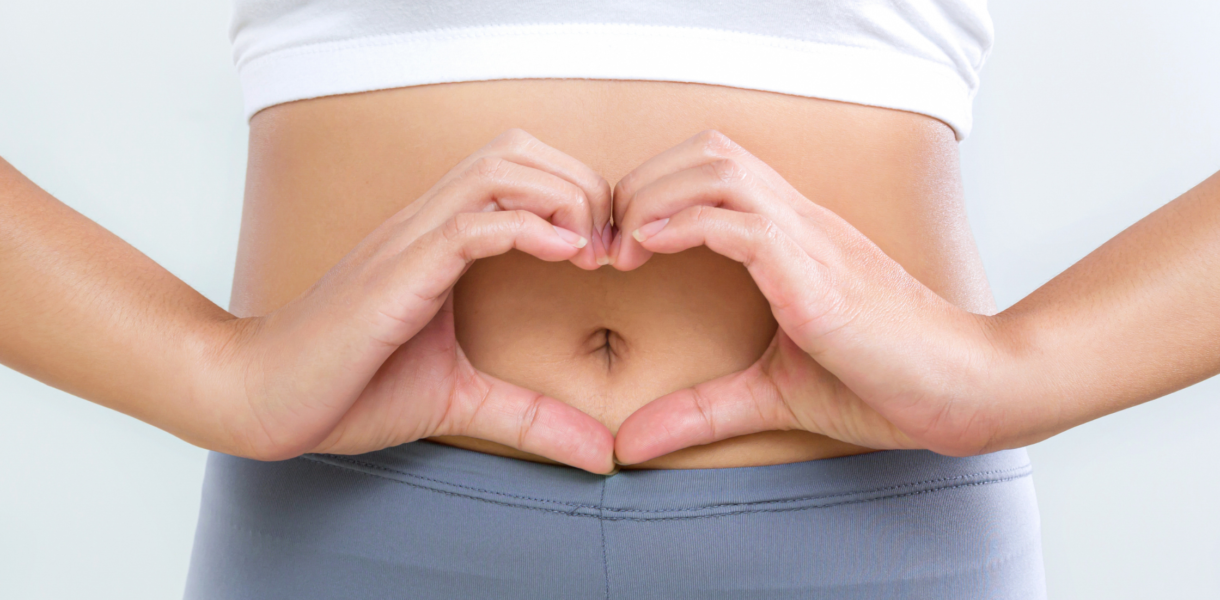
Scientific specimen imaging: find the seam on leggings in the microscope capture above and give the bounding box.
[304,453,1030,513]
[599,479,611,600]
[307,453,603,508]
[300,458,1031,522]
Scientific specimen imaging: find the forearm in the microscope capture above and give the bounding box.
[0,130,619,472]
[0,157,243,449]
[990,169,1220,445]
[607,130,1220,462]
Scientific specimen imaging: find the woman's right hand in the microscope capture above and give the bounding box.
[206,129,617,474]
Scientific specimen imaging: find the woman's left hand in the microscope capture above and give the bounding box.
[608,130,1030,465]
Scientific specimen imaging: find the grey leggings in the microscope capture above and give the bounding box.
[184,440,1046,599]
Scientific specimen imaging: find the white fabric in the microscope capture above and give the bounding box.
[230,1,994,140]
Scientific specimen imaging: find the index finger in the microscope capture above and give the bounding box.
[612,130,779,228]
[467,129,614,264]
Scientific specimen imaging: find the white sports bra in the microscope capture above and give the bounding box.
[230,1,994,140]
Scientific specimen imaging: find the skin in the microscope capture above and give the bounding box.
[233,79,989,469]
[611,131,1220,464]
[5,78,1211,475]
[0,132,618,474]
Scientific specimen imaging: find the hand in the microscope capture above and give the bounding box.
[209,129,617,474]
[609,130,1015,465]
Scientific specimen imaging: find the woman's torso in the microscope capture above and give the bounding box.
[229,77,996,469]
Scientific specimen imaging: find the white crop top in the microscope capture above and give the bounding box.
[230,1,994,140]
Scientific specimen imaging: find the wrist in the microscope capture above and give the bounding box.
[184,314,279,459]
[971,308,1059,451]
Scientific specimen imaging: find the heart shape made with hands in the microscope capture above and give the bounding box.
[329,125,994,480]
[463,127,975,474]
[238,125,984,481]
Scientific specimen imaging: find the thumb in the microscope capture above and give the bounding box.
[441,370,617,474]
[613,364,799,465]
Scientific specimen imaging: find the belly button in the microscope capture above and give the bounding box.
[584,327,627,371]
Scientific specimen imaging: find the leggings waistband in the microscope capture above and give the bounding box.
[302,440,1032,521]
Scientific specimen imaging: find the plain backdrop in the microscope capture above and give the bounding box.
[1,1,1218,598]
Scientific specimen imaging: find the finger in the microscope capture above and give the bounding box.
[611,157,798,271]
[484,128,613,239]
[420,129,613,266]
[372,210,588,347]
[611,129,797,229]
[631,205,854,355]
[612,130,773,225]
[487,129,614,266]
[613,363,798,465]
[442,371,617,474]
[411,156,604,269]
[614,331,917,464]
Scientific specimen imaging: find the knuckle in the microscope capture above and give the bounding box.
[505,208,531,230]
[587,175,613,210]
[562,183,589,210]
[517,394,546,450]
[696,129,742,157]
[707,158,748,184]
[690,204,714,224]
[495,127,538,152]
[470,155,510,180]
[753,215,783,241]
[594,174,613,197]
[440,212,477,243]
[690,388,718,438]
[613,172,636,202]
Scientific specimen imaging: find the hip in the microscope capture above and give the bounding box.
[186,440,1045,599]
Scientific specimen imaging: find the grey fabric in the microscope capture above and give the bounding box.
[185,440,1046,599]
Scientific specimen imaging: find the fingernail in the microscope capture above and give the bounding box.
[601,222,614,250]
[632,218,670,242]
[597,223,614,265]
[592,225,609,265]
[553,225,588,248]
[608,229,622,265]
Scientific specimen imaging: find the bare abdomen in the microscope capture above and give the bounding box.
[230,78,995,469]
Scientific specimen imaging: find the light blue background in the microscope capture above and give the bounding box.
[1,1,1218,597]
